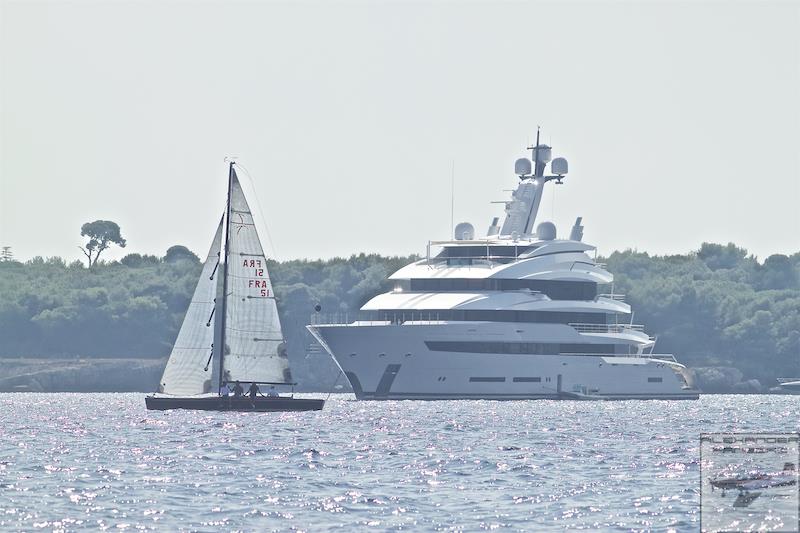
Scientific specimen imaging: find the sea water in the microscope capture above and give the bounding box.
[0,394,797,531]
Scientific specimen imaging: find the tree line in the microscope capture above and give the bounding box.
[0,242,797,391]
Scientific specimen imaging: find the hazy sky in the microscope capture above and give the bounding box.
[1,1,798,264]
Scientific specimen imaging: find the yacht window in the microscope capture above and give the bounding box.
[469,377,506,382]
[382,309,608,325]
[559,344,616,354]
[408,278,597,300]
[648,377,663,383]
[438,246,536,259]
[425,341,620,355]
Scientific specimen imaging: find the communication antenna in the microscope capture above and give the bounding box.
[450,160,455,240]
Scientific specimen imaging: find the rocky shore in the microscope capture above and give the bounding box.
[0,358,166,392]
[0,359,790,395]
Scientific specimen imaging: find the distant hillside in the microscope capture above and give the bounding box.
[0,243,797,392]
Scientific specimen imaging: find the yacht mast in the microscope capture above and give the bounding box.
[522,128,544,234]
[217,161,235,392]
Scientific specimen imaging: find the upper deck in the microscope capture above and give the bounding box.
[389,238,612,285]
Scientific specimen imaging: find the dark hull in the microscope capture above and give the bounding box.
[145,395,324,412]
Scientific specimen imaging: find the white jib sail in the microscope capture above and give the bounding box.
[222,170,292,384]
[158,217,224,395]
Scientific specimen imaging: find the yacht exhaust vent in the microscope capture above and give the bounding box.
[537,221,556,240]
[454,222,475,240]
[486,217,500,236]
[569,217,584,242]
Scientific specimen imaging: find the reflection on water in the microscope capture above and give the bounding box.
[0,394,797,531]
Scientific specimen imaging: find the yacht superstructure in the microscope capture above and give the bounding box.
[308,133,699,400]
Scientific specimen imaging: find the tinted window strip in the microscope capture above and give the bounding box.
[408,278,597,300]
[425,341,618,355]
[469,377,506,382]
[512,377,541,382]
[383,309,608,325]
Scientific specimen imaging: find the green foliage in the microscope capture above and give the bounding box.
[79,220,127,267]
[605,244,800,385]
[164,245,200,264]
[0,244,797,390]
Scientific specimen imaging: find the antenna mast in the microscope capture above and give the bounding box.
[450,160,455,239]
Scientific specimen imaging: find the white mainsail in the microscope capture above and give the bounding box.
[221,169,292,384]
[158,216,224,395]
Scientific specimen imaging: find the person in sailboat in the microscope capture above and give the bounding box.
[219,370,232,396]
[267,385,279,398]
[232,381,244,397]
[248,382,260,400]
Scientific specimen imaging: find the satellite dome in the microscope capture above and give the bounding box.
[536,221,557,240]
[454,222,475,240]
[551,157,568,176]
[514,158,532,176]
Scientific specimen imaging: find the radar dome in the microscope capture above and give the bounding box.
[536,221,557,240]
[533,144,552,164]
[551,157,568,176]
[514,157,532,176]
[454,222,475,240]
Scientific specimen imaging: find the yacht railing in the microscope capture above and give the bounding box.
[309,311,447,326]
[560,353,676,361]
[598,293,626,302]
[568,323,646,334]
[647,354,678,363]
[310,314,650,334]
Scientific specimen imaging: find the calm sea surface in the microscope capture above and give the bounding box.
[0,394,797,531]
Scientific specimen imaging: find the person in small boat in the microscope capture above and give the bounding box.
[267,385,279,398]
[248,382,260,400]
[232,381,244,397]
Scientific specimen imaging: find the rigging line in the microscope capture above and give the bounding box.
[233,162,280,262]
[325,367,343,402]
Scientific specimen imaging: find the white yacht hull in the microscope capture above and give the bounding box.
[308,322,699,400]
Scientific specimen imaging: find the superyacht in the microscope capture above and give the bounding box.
[308,132,699,400]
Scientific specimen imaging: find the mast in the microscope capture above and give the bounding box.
[218,161,235,392]
[532,127,541,177]
[499,128,567,237]
[522,127,543,234]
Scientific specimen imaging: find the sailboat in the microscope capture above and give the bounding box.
[145,162,324,412]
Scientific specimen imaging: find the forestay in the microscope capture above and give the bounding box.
[221,170,292,384]
[159,216,224,395]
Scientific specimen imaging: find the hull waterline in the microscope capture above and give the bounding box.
[145,396,324,412]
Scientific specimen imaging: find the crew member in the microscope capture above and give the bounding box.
[248,382,259,400]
